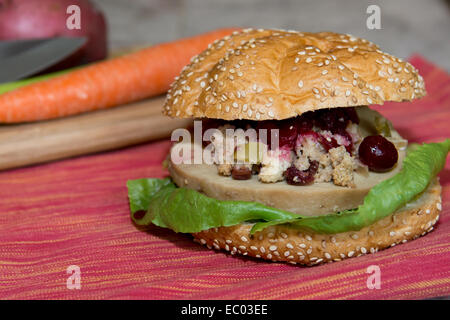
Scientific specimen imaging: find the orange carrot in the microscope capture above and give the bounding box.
[0,28,240,123]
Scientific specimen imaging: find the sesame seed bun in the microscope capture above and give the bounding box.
[193,179,442,266]
[164,28,426,121]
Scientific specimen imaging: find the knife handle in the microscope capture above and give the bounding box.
[0,96,190,170]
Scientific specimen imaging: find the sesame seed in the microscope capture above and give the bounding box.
[351,234,359,240]
[348,251,355,257]
[284,251,290,257]
[200,239,206,244]
[306,57,312,63]
[286,243,294,249]
[260,247,266,253]
[241,236,248,242]
[324,252,332,259]
[298,80,304,88]
[306,235,312,241]
[266,254,272,259]
[322,70,328,75]
[361,247,367,254]
[345,90,351,97]
[269,245,277,251]
[390,231,396,237]
[437,203,442,211]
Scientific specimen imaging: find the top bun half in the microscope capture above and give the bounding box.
[163,28,426,121]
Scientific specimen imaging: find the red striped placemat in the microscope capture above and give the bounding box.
[0,55,449,300]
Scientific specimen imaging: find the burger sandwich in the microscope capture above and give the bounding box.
[127,29,450,266]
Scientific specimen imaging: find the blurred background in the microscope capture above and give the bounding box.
[95,0,450,70]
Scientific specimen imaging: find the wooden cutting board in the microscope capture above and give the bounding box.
[0,96,192,170]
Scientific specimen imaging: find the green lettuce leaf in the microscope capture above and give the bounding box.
[128,139,450,234]
[130,180,300,232]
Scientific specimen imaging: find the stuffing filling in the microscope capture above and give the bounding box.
[199,107,398,188]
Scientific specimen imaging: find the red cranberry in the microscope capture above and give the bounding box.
[335,128,353,153]
[201,119,224,147]
[314,109,338,131]
[257,119,298,149]
[299,131,338,152]
[230,119,253,129]
[298,130,320,141]
[279,118,298,149]
[314,107,359,133]
[358,135,398,172]
[345,107,359,124]
[285,161,319,185]
[296,113,314,133]
[201,119,223,135]
[318,134,339,151]
[231,165,252,180]
[257,120,279,149]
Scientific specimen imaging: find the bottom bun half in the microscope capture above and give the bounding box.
[193,179,442,266]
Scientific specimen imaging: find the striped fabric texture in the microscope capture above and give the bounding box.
[0,56,449,300]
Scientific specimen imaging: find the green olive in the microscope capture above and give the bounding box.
[234,142,267,164]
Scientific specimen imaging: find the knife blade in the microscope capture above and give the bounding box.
[0,37,86,83]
